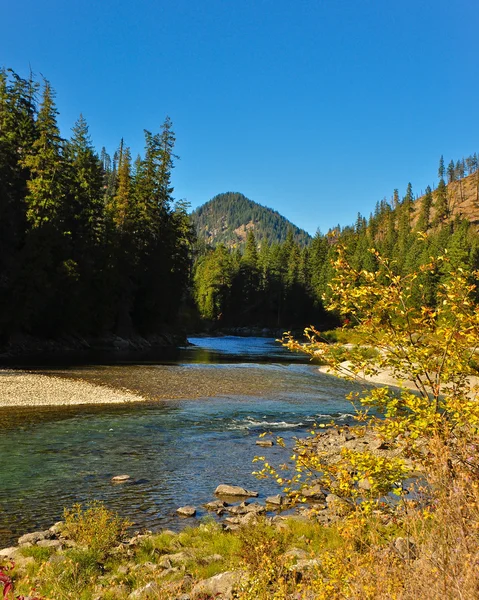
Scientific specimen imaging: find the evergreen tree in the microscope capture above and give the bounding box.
[438,155,445,180]
[416,185,433,231]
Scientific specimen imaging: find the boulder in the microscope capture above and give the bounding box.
[176,506,197,517]
[18,531,48,546]
[190,570,246,599]
[214,484,258,497]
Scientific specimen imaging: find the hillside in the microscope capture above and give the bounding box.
[418,169,479,228]
[190,192,312,248]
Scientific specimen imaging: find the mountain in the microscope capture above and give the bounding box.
[190,192,312,248]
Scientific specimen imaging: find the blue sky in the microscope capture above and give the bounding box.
[2,0,478,235]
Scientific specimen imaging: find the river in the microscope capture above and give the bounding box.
[0,336,359,548]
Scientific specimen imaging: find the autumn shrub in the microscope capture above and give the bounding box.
[250,244,479,597]
[62,501,130,557]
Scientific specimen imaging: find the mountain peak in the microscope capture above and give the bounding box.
[191,192,311,248]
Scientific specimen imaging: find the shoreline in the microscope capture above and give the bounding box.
[0,370,145,408]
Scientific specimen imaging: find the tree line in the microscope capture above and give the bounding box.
[0,68,194,343]
[192,156,479,330]
[2,66,478,341]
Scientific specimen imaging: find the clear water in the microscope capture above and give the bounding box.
[0,337,358,547]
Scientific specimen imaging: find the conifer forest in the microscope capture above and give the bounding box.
[2,67,479,342]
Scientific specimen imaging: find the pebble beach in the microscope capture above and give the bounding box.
[0,369,144,407]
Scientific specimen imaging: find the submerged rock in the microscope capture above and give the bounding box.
[214,484,258,497]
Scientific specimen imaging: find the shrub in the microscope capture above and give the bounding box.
[63,501,131,557]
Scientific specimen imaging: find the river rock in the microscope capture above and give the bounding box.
[266,494,285,507]
[302,484,326,501]
[204,499,229,511]
[111,474,131,483]
[176,505,196,517]
[18,531,48,546]
[214,484,258,497]
[190,569,246,599]
[37,539,63,550]
[256,440,274,447]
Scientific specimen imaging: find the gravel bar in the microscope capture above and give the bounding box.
[0,370,145,407]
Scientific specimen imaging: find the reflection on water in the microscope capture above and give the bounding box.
[0,337,359,547]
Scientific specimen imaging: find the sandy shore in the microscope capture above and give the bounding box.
[318,361,479,396]
[318,361,417,390]
[0,370,145,408]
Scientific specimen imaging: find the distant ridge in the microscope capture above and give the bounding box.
[190,192,312,248]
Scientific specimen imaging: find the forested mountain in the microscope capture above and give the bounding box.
[0,68,194,345]
[191,192,312,249]
[191,155,479,331]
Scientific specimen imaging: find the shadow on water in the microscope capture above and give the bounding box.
[0,337,361,547]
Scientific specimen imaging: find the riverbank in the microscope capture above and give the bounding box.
[318,360,479,397]
[2,421,476,599]
[0,370,145,407]
[0,331,187,363]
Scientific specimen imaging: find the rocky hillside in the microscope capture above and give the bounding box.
[425,170,479,227]
[190,192,312,248]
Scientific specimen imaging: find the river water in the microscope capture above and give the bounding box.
[0,336,358,548]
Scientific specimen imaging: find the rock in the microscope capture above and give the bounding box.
[266,494,285,507]
[0,547,18,559]
[112,474,131,483]
[243,502,266,514]
[18,531,47,546]
[176,505,196,517]
[256,440,274,447]
[161,551,190,566]
[204,499,228,511]
[302,484,326,501]
[202,554,224,564]
[281,547,309,561]
[190,570,246,599]
[358,478,371,490]
[128,581,161,598]
[37,539,63,550]
[158,556,173,569]
[49,521,64,535]
[393,537,417,560]
[228,501,251,515]
[128,533,150,546]
[214,484,258,497]
[325,494,351,516]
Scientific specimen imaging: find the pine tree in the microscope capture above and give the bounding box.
[416,185,433,231]
[447,160,456,184]
[438,155,445,180]
[433,179,448,224]
[21,79,64,228]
